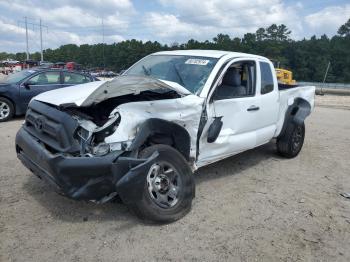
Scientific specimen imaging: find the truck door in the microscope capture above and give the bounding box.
[197,59,262,166]
[254,61,279,146]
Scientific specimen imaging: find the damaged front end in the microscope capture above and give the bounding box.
[16,75,203,204]
[15,100,160,203]
[74,111,122,157]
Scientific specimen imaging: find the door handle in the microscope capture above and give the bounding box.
[247,105,260,111]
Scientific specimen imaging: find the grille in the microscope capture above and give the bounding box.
[24,100,81,153]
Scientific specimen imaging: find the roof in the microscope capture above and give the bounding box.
[153,49,267,60]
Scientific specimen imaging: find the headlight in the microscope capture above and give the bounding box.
[93,143,110,156]
[109,141,131,151]
[93,141,129,156]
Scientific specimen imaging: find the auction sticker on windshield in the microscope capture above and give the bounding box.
[185,59,210,65]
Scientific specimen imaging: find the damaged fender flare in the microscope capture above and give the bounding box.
[279,98,311,137]
[116,152,159,204]
[128,118,191,160]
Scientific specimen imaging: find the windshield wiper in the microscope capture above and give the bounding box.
[142,65,151,76]
[172,63,185,87]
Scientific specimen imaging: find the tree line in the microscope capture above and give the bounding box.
[1,18,350,83]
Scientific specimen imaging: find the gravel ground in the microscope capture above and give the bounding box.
[1,95,350,262]
[315,94,350,110]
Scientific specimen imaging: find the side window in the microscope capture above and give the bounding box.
[28,72,60,85]
[260,62,274,94]
[63,72,90,84]
[213,61,256,100]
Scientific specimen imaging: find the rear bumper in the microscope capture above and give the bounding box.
[16,127,157,203]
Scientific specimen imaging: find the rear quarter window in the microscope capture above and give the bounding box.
[260,62,274,94]
[63,72,91,84]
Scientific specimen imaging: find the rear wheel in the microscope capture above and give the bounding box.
[129,144,195,223]
[277,122,305,158]
[0,97,14,122]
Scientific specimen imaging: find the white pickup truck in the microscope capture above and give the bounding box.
[16,50,315,222]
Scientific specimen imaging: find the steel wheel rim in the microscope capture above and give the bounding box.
[291,126,303,152]
[0,101,10,120]
[146,161,182,209]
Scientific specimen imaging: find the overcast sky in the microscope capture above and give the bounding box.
[0,0,349,53]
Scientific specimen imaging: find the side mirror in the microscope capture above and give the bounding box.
[207,117,223,143]
[23,82,30,89]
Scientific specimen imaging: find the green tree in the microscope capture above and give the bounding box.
[2,23,349,83]
[338,18,350,37]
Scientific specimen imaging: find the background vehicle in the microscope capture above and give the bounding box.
[16,50,315,222]
[276,68,296,85]
[66,62,82,71]
[0,68,97,122]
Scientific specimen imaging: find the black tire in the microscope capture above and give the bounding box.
[0,97,15,122]
[277,122,305,158]
[129,144,195,223]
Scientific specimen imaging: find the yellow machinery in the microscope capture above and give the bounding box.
[275,68,296,85]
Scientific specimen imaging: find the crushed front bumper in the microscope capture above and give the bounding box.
[15,127,158,203]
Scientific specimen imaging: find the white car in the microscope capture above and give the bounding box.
[16,50,315,222]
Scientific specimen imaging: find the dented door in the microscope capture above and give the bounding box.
[197,96,261,166]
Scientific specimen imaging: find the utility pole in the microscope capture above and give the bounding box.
[323,61,330,83]
[18,18,48,63]
[25,17,29,60]
[102,18,105,70]
[40,19,43,62]
[320,61,331,96]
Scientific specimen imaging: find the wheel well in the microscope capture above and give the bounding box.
[279,98,311,137]
[0,96,16,114]
[291,98,311,125]
[128,118,191,161]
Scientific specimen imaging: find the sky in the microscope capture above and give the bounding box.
[0,0,349,53]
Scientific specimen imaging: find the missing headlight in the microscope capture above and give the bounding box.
[93,113,120,143]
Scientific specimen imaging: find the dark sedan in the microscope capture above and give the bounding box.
[0,69,97,122]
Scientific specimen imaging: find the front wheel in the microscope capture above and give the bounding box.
[277,122,305,158]
[129,144,195,223]
[0,97,14,122]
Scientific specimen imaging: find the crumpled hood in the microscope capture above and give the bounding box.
[34,75,191,107]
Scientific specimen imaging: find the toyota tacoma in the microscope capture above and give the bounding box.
[16,50,315,222]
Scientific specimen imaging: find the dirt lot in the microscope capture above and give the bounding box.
[1,95,350,262]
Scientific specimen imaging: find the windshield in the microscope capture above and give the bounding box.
[2,70,34,84]
[125,55,218,93]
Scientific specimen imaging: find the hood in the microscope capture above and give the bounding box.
[34,75,191,107]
